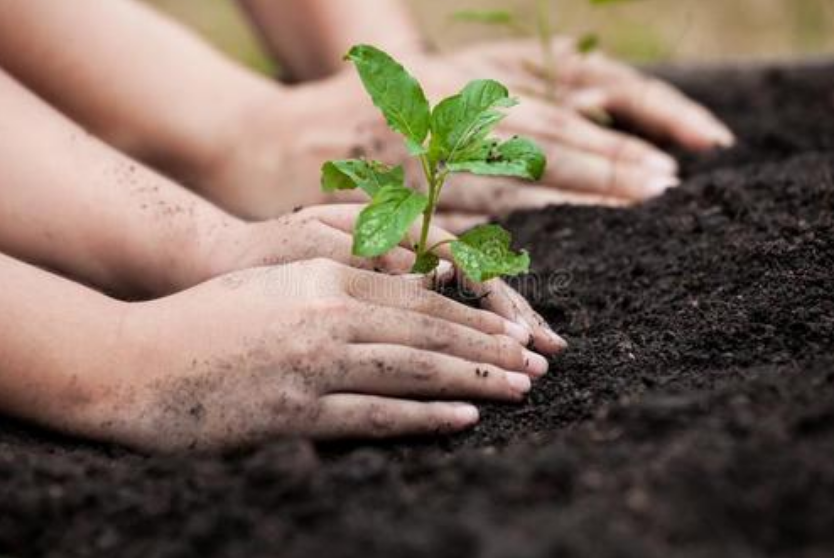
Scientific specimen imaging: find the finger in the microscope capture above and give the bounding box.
[301,206,418,273]
[348,303,544,374]
[329,344,537,398]
[346,271,533,345]
[540,143,680,200]
[505,99,679,175]
[433,212,489,234]
[303,203,366,231]
[502,45,735,151]
[465,278,568,355]
[602,77,736,151]
[311,395,479,439]
[310,204,460,271]
[388,225,569,355]
[312,225,416,274]
[438,173,631,214]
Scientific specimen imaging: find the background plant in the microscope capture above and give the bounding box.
[321,45,546,282]
[453,0,632,101]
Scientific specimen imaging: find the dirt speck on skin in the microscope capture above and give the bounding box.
[1,61,834,558]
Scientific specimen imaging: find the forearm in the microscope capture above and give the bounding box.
[0,252,126,434]
[0,0,280,187]
[238,0,426,81]
[0,69,242,297]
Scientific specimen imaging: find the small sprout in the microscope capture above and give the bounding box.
[589,0,640,5]
[452,0,634,103]
[576,33,600,55]
[321,45,546,283]
[452,10,516,26]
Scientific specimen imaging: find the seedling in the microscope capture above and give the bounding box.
[453,0,634,102]
[321,45,546,283]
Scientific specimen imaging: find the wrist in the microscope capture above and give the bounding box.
[66,298,174,449]
[163,65,290,207]
[192,83,299,218]
[19,295,135,440]
[162,209,251,293]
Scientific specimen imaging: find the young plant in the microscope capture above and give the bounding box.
[321,45,546,283]
[453,0,628,101]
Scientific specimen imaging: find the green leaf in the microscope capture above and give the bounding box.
[430,79,517,165]
[353,184,428,258]
[412,251,440,274]
[447,137,546,181]
[345,45,430,153]
[321,160,404,197]
[452,10,516,25]
[576,33,600,54]
[451,224,530,283]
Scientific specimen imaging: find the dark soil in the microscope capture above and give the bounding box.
[2,61,834,558]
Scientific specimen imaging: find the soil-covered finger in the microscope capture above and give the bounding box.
[325,345,533,400]
[468,278,568,355]
[347,304,532,372]
[346,274,518,338]
[311,394,480,439]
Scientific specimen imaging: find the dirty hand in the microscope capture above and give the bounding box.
[203,204,567,355]
[90,259,550,452]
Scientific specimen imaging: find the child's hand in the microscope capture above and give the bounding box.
[204,40,733,229]
[87,259,549,452]
[431,37,735,152]
[201,205,567,355]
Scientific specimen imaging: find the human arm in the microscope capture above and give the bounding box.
[0,65,564,352]
[0,0,284,212]
[0,255,545,452]
[0,67,237,297]
[0,0,730,225]
[238,0,424,81]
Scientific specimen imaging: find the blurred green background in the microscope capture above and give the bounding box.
[145,0,834,73]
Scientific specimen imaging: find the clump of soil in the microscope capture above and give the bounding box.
[1,61,833,558]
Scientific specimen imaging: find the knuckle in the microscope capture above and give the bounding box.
[475,309,503,333]
[494,335,523,364]
[308,296,355,318]
[366,404,396,437]
[426,405,454,430]
[406,353,440,383]
[412,289,441,312]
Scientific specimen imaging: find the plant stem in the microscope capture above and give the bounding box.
[417,154,437,257]
[536,0,557,101]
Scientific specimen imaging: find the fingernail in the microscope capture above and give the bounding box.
[714,127,736,148]
[505,320,533,345]
[643,152,679,174]
[523,349,550,377]
[453,404,480,425]
[545,327,569,351]
[506,372,532,394]
[645,175,681,197]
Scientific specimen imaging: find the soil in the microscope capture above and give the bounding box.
[2,60,834,558]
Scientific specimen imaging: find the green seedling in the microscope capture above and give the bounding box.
[321,45,546,283]
[453,0,635,103]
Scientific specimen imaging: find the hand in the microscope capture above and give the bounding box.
[199,204,568,354]
[85,259,551,452]
[399,37,735,222]
[206,39,733,232]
